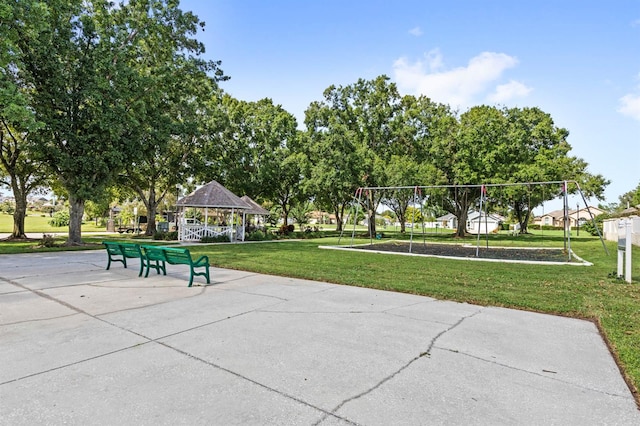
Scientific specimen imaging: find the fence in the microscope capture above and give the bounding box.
[603,216,640,246]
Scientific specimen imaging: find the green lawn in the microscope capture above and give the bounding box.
[0,228,638,402]
[0,212,107,233]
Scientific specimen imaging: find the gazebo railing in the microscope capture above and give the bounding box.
[180,224,233,241]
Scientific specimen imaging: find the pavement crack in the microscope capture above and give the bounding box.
[438,347,634,400]
[0,342,152,387]
[316,308,483,423]
[1,312,80,327]
[155,340,360,425]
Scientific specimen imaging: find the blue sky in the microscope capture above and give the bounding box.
[180,0,640,206]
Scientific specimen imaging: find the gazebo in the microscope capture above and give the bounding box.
[176,180,251,242]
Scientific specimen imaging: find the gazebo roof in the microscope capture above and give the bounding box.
[177,180,250,209]
[240,196,271,216]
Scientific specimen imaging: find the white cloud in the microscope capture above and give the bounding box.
[393,51,522,109]
[632,19,640,27]
[488,80,533,103]
[409,26,423,36]
[618,94,640,121]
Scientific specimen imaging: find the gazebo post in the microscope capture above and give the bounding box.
[205,207,209,237]
[231,207,235,242]
[242,212,246,241]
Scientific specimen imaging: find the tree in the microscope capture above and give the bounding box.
[0,123,49,238]
[8,0,214,244]
[305,76,403,233]
[382,155,425,233]
[304,104,362,231]
[204,97,303,226]
[116,22,224,236]
[618,182,640,209]
[0,0,50,238]
[290,200,312,231]
[422,106,506,236]
[498,107,608,233]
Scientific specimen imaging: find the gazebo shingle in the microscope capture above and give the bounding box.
[177,181,250,209]
[240,196,270,216]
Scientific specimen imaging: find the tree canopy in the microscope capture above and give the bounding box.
[0,0,611,246]
[3,0,223,244]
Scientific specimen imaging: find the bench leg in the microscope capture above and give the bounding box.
[137,259,144,277]
[106,254,126,270]
[144,260,166,278]
[188,266,210,287]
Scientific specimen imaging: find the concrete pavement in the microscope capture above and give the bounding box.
[0,249,638,425]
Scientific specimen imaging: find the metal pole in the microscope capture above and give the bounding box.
[475,185,483,257]
[575,182,609,255]
[564,181,571,261]
[410,186,417,253]
[485,186,489,249]
[349,188,363,247]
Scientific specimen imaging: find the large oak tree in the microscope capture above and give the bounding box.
[7,0,215,244]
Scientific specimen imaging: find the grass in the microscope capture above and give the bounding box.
[0,212,105,233]
[0,226,638,402]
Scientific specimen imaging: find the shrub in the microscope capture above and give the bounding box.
[581,214,608,236]
[49,210,70,227]
[246,230,266,241]
[0,201,15,214]
[40,233,57,248]
[200,234,230,243]
[152,230,179,241]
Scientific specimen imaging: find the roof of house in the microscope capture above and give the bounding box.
[436,213,456,221]
[467,211,505,222]
[177,180,250,209]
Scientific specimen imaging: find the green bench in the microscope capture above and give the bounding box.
[102,241,146,276]
[141,245,210,287]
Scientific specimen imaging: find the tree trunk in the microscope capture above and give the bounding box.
[453,192,471,237]
[281,204,289,229]
[367,209,376,235]
[521,210,530,234]
[10,180,28,239]
[334,206,343,232]
[333,201,348,232]
[452,188,477,237]
[398,211,406,233]
[12,206,27,239]
[67,194,84,245]
[455,208,469,237]
[144,188,157,236]
[514,201,530,234]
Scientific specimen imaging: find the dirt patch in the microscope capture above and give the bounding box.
[352,241,576,263]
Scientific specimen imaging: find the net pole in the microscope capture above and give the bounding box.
[475,185,484,257]
[575,182,609,255]
[421,190,427,246]
[564,181,571,260]
[368,189,374,246]
[409,186,417,253]
[349,188,363,247]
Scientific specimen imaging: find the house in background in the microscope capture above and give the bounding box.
[466,211,505,234]
[533,206,605,228]
[309,210,336,225]
[436,213,457,229]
